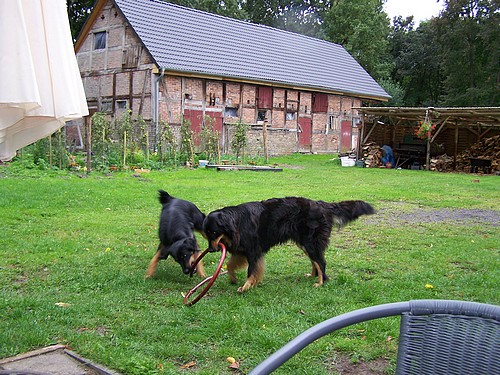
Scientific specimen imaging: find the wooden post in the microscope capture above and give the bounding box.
[49,134,52,166]
[145,128,149,161]
[263,120,268,163]
[357,116,365,160]
[123,130,127,167]
[189,134,195,167]
[58,130,62,169]
[426,138,431,171]
[86,116,92,174]
[453,123,459,170]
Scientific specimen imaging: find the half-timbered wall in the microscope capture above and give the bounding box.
[75,0,365,156]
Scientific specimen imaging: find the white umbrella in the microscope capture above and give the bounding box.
[0,0,88,161]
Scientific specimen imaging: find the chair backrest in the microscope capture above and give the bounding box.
[249,300,500,375]
[396,300,500,375]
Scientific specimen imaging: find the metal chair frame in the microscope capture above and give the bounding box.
[249,299,500,375]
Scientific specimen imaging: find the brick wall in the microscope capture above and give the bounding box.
[225,83,241,107]
[242,85,257,108]
[273,89,286,110]
[224,126,297,157]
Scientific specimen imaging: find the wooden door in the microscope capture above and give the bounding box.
[298,117,312,149]
[184,109,203,146]
[341,120,352,152]
[205,111,223,135]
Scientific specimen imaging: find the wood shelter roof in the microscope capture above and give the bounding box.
[355,107,500,128]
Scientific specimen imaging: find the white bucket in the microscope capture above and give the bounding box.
[340,157,355,167]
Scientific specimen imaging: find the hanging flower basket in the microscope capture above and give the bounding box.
[414,120,436,141]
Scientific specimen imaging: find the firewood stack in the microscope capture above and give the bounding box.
[429,154,453,172]
[360,142,383,168]
[430,134,500,173]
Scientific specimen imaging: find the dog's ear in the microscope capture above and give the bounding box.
[167,237,197,258]
[219,212,240,249]
[157,243,169,260]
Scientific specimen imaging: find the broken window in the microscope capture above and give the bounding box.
[257,110,267,123]
[122,46,141,69]
[100,99,112,113]
[329,115,339,131]
[224,107,238,117]
[352,117,361,128]
[94,31,106,50]
[116,100,128,109]
[286,112,295,121]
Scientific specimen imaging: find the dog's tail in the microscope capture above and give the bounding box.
[158,190,173,205]
[330,200,375,228]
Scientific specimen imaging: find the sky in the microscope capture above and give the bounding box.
[384,0,444,24]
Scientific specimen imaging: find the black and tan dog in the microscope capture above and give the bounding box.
[146,190,206,278]
[203,197,374,293]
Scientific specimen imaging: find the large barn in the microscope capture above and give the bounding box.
[73,0,390,157]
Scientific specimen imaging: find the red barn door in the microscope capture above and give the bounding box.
[341,120,352,152]
[184,109,203,146]
[298,117,312,150]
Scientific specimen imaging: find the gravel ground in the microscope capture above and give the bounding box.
[364,203,500,227]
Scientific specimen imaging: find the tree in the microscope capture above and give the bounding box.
[241,0,327,38]
[388,17,444,106]
[66,0,94,41]
[323,0,392,81]
[168,0,246,19]
[435,0,500,106]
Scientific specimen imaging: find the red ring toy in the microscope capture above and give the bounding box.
[183,243,227,306]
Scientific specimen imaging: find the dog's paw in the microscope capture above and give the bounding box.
[237,278,256,293]
[237,286,245,293]
[237,283,251,293]
[313,282,323,287]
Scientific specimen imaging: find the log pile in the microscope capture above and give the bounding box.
[429,154,453,172]
[430,134,500,173]
[360,142,383,168]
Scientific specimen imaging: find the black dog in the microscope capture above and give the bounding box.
[146,190,206,278]
[203,197,374,293]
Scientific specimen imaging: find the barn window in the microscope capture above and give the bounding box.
[329,115,339,131]
[94,31,106,50]
[352,117,361,128]
[122,46,141,69]
[116,100,128,109]
[257,110,267,123]
[100,99,112,113]
[224,107,238,117]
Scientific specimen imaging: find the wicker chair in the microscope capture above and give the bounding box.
[249,299,500,375]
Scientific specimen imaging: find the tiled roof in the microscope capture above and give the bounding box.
[114,0,390,101]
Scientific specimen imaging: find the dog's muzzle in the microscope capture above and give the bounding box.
[186,254,198,274]
[209,235,224,252]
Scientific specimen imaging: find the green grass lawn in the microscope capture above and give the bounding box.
[1,154,499,374]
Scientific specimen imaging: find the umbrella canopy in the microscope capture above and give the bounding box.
[0,0,88,161]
